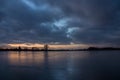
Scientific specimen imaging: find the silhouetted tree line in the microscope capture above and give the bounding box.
[87,47,120,50]
[0,46,120,51]
[0,45,49,51]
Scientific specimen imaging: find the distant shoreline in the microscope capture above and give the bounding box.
[0,47,120,51]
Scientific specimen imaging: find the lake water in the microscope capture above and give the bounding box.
[0,51,120,80]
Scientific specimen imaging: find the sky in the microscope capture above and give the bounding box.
[0,0,120,47]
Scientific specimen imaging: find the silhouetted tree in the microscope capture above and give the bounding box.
[18,46,21,51]
[44,44,48,51]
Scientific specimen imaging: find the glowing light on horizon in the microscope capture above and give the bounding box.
[8,43,43,47]
[7,43,89,49]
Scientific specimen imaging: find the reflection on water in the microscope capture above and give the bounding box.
[8,52,45,66]
[7,51,89,66]
[0,51,120,80]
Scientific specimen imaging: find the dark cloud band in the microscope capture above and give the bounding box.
[0,0,120,46]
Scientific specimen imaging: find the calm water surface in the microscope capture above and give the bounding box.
[0,51,120,80]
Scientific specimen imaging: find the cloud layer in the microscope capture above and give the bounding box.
[0,0,120,46]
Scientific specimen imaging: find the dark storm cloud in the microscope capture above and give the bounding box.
[47,0,120,45]
[0,0,120,46]
[0,0,70,44]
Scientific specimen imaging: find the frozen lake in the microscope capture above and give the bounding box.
[0,51,120,80]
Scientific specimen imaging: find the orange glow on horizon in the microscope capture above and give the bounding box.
[8,43,43,47]
[7,43,89,49]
